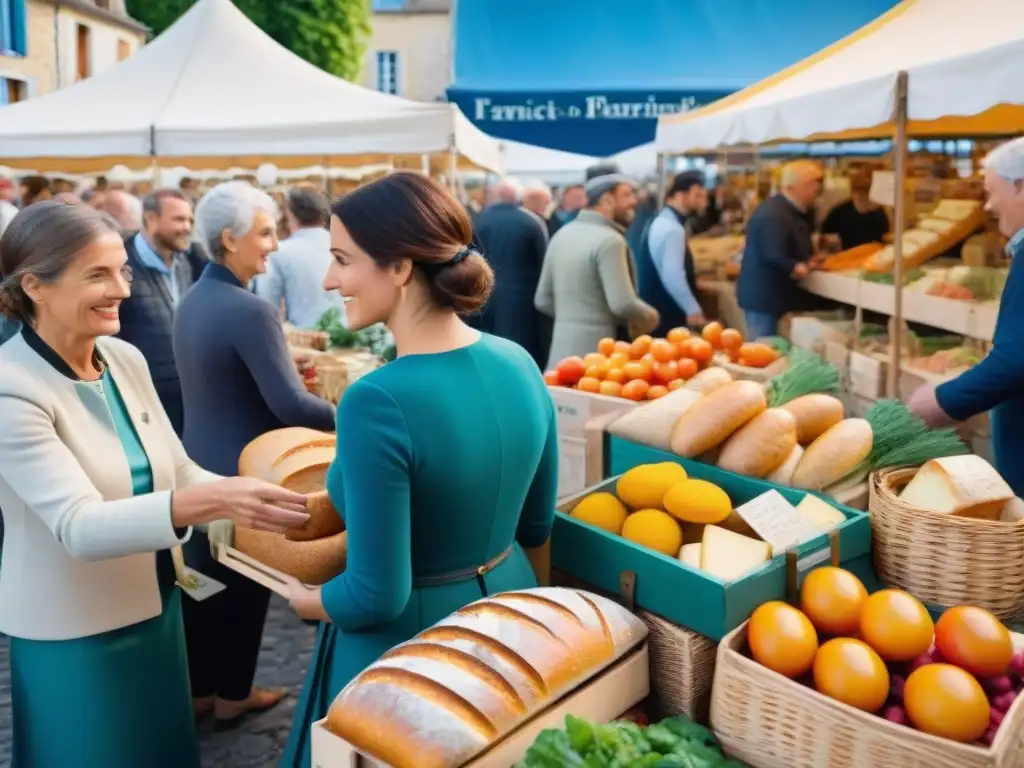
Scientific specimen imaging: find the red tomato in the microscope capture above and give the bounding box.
[650,339,678,363]
[653,360,679,384]
[555,356,586,386]
[701,321,724,348]
[576,376,601,394]
[620,379,650,401]
[543,370,561,386]
[676,357,699,380]
[935,606,1013,679]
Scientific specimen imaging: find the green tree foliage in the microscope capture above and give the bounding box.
[126,0,372,80]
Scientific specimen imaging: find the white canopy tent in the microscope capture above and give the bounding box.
[0,0,501,174]
[656,0,1024,152]
[498,141,597,185]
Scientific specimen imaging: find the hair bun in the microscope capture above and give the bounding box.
[0,281,21,320]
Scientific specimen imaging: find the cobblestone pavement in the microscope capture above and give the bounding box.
[0,595,318,768]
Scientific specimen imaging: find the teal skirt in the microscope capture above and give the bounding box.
[9,582,200,768]
[279,544,538,768]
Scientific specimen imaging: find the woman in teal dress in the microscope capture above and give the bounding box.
[282,173,559,767]
[0,201,310,768]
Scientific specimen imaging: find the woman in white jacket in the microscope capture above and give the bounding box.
[0,201,311,768]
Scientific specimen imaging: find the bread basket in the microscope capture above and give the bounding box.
[710,621,1024,768]
[869,468,1024,619]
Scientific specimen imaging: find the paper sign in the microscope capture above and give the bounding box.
[734,490,820,555]
[869,170,896,207]
[557,437,588,498]
[554,394,591,437]
[179,567,228,602]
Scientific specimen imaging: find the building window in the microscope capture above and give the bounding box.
[376,51,399,95]
[0,0,28,57]
[117,39,131,61]
[76,24,91,81]
[0,75,27,104]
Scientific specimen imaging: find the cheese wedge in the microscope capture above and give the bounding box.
[700,526,772,582]
[899,455,1014,520]
[678,543,701,569]
[796,494,846,533]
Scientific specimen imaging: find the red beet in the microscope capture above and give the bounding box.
[992,690,1018,713]
[982,727,998,747]
[929,647,945,663]
[882,705,908,726]
[983,676,1014,695]
[991,709,1006,729]
[908,653,934,673]
[1011,652,1024,679]
[890,675,906,701]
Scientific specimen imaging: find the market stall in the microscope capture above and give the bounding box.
[0,0,502,176]
[655,0,1024,396]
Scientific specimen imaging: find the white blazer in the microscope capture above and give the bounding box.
[0,332,219,641]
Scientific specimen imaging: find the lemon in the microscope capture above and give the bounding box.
[615,462,687,510]
[621,509,683,557]
[570,492,628,535]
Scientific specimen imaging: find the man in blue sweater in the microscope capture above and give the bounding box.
[909,137,1024,493]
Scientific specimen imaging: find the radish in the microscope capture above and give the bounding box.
[882,705,908,726]
[992,690,1018,713]
[928,647,945,663]
[983,676,1014,695]
[909,653,934,673]
[990,709,1005,729]
[890,675,906,701]
[981,727,998,747]
[1011,652,1024,678]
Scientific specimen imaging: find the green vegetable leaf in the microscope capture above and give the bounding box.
[658,716,716,747]
[516,728,585,768]
[566,714,596,754]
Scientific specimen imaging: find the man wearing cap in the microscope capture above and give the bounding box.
[535,174,659,369]
[636,172,709,336]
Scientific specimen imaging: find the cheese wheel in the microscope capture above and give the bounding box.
[326,588,647,768]
[716,408,797,478]
[233,527,347,584]
[670,380,767,458]
[791,418,873,491]
[782,394,845,445]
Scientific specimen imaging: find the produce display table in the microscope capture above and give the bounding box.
[801,271,998,341]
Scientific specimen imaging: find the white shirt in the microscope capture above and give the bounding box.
[255,228,347,329]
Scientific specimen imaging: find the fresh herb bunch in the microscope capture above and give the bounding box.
[861,268,925,286]
[865,398,968,470]
[765,349,840,407]
[314,307,369,349]
[516,714,747,768]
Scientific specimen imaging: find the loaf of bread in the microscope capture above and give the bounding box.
[235,428,346,575]
[325,587,648,768]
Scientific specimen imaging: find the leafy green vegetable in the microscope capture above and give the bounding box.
[759,335,791,355]
[865,398,969,470]
[314,307,369,349]
[861,268,925,286]
[765,349,840,407]
[516,715,747,768]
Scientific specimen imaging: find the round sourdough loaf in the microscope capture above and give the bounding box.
[325,587,648,768]
[231,527,347,584]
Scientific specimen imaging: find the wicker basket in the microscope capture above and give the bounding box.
[552,569,717,722]
[711,621,1024,768]
[284,327,329,351]
[869,468,1024,619]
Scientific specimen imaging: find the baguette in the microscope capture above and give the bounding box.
[325,587,647,768]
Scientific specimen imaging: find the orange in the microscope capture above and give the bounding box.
[647,385,669,400]
[622,361,647,381]
[599,380,623,398]
[676,358,698,380]
[687,338,714,365]
[614,340,632,357]
[630,335,653,359]
[934,606,1012,679]
[608,352,629,369]
[576,376,601,393]
[667,379,686,391]
[748,601,819,678]
[905,664,990,742]
[702,321,724,348]
[555,356,586,385]
[800,567,868,637]
[650,339,677,363]
[543,370,561,386]
[666,327,691,344]
[597,337,616,357]
[813,638,889,713]
[621,379,650,401]
[653,360,679,384]
[604,367,627,385]
[859,589,934,662]
[585,360,612,380]
[583,352,607,368]
[720,328,743,351]
[738,342,778,369]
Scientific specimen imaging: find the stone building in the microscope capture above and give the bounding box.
[361,0,450,103]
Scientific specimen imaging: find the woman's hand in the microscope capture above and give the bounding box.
[173,477,311,532]
[288,582,330,622]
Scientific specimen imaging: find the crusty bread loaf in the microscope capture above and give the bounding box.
[325,587,647,768]
[235,427,345,576]
[232,527,347,584]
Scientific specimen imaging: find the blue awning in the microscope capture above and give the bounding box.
[448,0,901,157]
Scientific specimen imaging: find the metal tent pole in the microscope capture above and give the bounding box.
[887,70,909,399]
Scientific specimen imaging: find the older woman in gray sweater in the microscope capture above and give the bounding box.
[173,181,336,728]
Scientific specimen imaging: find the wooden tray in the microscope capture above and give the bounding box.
[215,543,300,598]
[310,642,651,768]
